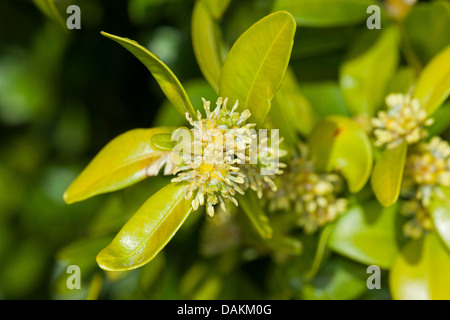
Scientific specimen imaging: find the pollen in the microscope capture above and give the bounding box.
[266,145,347,234]
[371,93,433,149]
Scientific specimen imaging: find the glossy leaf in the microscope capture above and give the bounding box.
[192,1,225,92]
[101,32,196,118]
[64,127,175,204]
[308,116,373,193]
[97,182,192,271]
[430,188,450,251]
[274,0,377,27]
[219,11,296,127]
[151,133,174,151]
[238,191,273,239]
[328,201,399,269]
[371,142,407,207]
[413,45,450,116]
[390,233,450,300]
[340,27,399,116]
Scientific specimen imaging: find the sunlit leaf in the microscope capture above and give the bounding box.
[274,0,377,27]
[309,116,373,193]
[390,233,450,300]
[192,1,225,92]
[429,188,450,251]
[328,201,399,269]
[238,191,273,239]
[151,132,174,151]
[219,11,296,126]
[64,127,175,204]
[101,32,196,118]
[413,45,450,116]
[371,142,407,207]
[340,27,399,116]
[96,182,192,271]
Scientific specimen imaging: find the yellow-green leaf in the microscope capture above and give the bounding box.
[219,11,296,127]
[328,201,399,269]
[151,132,174,151]
[340,27,399,116]
[413,45,450,115]
[200,0,231,20]
[390,233,450,300]
[308,116,373,193]
[96,182,192,271]
[64,127,175,204]
[271,68,316,143]
[274,0,377,27]
[430,188,450,251]
[238,191,273,239]
[371,142,407,207]
[101,32,196,118]
[192,0,225,92]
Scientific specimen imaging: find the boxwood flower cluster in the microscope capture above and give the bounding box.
[372,93,433,149]
[371,92,449,239]
[401,137,450,238]
[266,144,347,233]
[172,97,286,217]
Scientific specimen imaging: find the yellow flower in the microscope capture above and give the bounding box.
[372,93,433,149]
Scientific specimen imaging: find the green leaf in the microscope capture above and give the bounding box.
[308,116,373,193]
[429,188,450,251]
[219,11,296,127]
[192,1,225,92]
[274,0,377,27]
[371,142,407,207]
[151,132,174,151]
[413,45,450,116]
[301,82,350,118]
[340,27,399,116]
[328,201,399,269]
[390,233,450,300]
[32,0,66,28]
[403,1,450,65]
[271,68,316,142]
[238,191,273,239]
[385,67,416,95]
[64,127,175,204]
[101,32,196,118]
[427,102,450,137]
[96,182,192,271]
[200,0,231,20]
